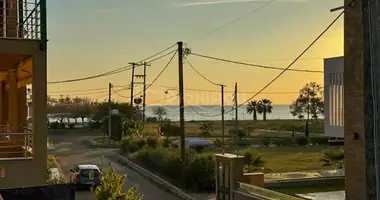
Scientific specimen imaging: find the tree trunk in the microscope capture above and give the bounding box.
[81,117,85,127]
[254,111,257,121]
[263,111,267,121]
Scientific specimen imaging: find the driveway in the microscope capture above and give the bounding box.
[48,131,180,200]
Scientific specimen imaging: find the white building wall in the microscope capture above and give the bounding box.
[324,56,344,138]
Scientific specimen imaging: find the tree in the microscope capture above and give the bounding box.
[290,82,324,121]
[246,100,259,121]
[257,99,273,121]
[92,101,137,121]
[321,147,344,169]
[153,107,167,127]
[91,166,142,200]
[199,121,213,138]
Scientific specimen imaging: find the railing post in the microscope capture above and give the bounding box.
[24,135,27,158]
[39,0,47,50]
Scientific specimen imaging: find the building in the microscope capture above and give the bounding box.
[323,56,344,141]
[0,0,47,188]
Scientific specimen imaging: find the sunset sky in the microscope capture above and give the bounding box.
[46,0,343,105]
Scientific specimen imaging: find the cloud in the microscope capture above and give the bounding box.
[176,0,306,7]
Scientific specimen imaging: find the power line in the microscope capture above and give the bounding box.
[190,52,324,73]
[185,58,220,86]
[47,85,128,94]
[187,3,353,117]
[47,44,177,84]
[149,94,179,105]
[190,0,277,43]
[133,51,178,98]
[112,87,130,99]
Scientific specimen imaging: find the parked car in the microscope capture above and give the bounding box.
[69,164,102,189]
[172,138,214,152]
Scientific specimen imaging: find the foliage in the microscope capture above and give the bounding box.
[295,136,309,146]
[91,167,142,200]
[68,123,75,129]
[290,82,324,121]
[310,137,329,145]
[122,119,143,137]
[161,139,171,147]
[89,121,102,129]
[246,100,259,121]
[119,137,141,154]
[46,156,66,185]
[145,117,158,122]
[153,107,167,126]
[257,99,273,121]
[199,121,213,138]
[243,149,265,172]
[131,148,215,190]
[273,137,294,146]
[93,101,138,121]
[321,147,344,169]
[260,138,271,147]
[229,128,249,140]
[214,138,223,147]
[146,137,160,149]
[160,122,181,138]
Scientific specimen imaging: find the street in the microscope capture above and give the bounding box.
[48,131,180,200]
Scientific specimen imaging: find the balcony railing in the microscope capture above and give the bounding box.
[0,125,33,160]
[0,0,45,40]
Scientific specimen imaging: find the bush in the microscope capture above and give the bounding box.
[310,137,329,145]
[146,137,159,149]
[243,149,265,172]
[187,153,215,190]
[295,136,309,146]
[260,138,271,147]
[89,121,101,129]
[161,123,181,138]
[119,138,141,154]
[161,139,171,147]
[135,138,147,149]
[214,139,223,147]
[49,122,59,130]
[230,139,251,147]
[321,147,344,169]
[273,137,294,146]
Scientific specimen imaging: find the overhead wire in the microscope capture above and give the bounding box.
[47,44,177,84]
[186,2,353,117]
[190,0,277,43]
[190,52,324,73]
[47,85,128,94]
[149,94,179,105]
[185,58,221,86]
[132,51,178,98]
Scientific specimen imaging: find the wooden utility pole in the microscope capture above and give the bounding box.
[142,62,149,123]
[234,83,238,131]
[177,41,186,187]
[108,82,112,144]
[129,63,136,107]
[221,85,225,154]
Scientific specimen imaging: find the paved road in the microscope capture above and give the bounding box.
[48,132,180,200]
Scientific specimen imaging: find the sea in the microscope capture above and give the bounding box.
[47,104,316,123]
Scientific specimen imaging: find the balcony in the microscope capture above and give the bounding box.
[0,0,44,40]
[0,125,33,160]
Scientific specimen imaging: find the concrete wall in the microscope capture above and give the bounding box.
[0,39,47,188]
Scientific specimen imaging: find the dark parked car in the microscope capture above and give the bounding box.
[69,164,102,189]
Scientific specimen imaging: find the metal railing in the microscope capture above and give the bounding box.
[0,0,43,39]
[237,182,304,200]
[0,125,33,160]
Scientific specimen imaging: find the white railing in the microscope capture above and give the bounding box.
[0,0,41,39]
[0,125,33,160]
[324,56,344,138]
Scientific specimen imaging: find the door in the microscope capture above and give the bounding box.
[217,161,230,200]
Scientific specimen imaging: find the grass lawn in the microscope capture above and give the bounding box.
[272,182,344,196]
[47,154,57,168]
[92,136,120,148]
[253,146,336,172]
[144,119,324,136]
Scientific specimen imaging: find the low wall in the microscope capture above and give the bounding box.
[233,190,268,200]
[0,184,75,200]
[265,176,345,188]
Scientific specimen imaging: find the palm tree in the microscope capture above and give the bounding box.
[246,101,259,120]
[258,99,273,121]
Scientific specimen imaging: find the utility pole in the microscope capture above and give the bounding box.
[234,83,238,131]
[129,63,136,107]
[177,41,186,187]
[108,82,112,145]
[221,84,225,154]
[142,62,149,123]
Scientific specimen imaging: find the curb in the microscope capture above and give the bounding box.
[110,153,196,200]
[51,156,67,181]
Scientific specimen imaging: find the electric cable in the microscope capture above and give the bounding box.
[185,58,221,86]
[112,87,130,99]
[47,85,128,94]
[190,52,323,73]
[187,2,354,117]
[132,51,178,98]
[149,94,179,105]
[190,0,277,43]
[47,44,177,84]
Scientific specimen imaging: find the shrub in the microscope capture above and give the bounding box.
[135,138,147,149]
[321,147,344,169]
[214,139,223,147]
[260,138,271,147]
[230,139,251,147]
[161,139,171,147]
[49,122,59,131]
[243,149,265,172]
[68,123,75,129]
[295,136,309,146]
[89,121,101,129]
[187,153,215,190]
[146,137,159,149]
[273,137,294,146]
[310,137,329,145]
[161,123,181,138]
[119,138,141,154]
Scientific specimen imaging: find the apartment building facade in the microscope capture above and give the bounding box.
[0,0,47,188]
